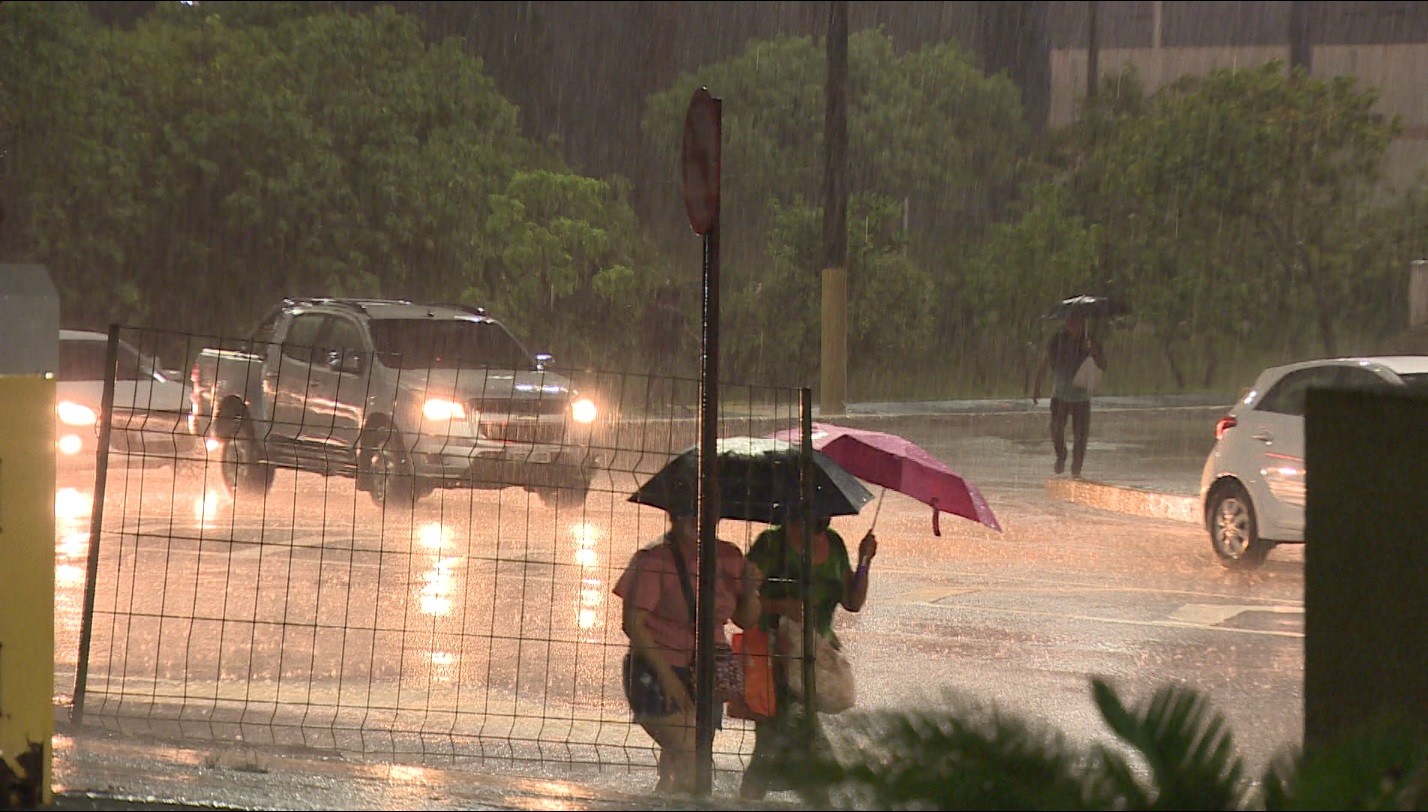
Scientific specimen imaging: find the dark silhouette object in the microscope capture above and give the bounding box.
[1032,315,1106,478]
[1,740,45,809]
[630,436,873,525]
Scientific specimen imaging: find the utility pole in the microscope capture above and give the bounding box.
[1087,1,1099,98]
[1290,0,1313,73]
[820,0,849,416]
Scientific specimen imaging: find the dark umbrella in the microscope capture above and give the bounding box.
[772,423,1001,535]
[629,436,874,524]
[1041,294,1130,321]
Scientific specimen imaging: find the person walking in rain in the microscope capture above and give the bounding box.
[1032,313,1106,478]
[612,483,762,794]
[739,511,876,804]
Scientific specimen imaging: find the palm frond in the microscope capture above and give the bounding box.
[1091,677,1246,810]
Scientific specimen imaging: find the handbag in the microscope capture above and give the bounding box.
[778,615,856,714]
[727,628,776,720]
[669,544,744,703]
[1072,354,1102,391]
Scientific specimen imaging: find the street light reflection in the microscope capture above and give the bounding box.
[418,522,453,550]
[419,556,463,617]
[194,489,222,527]
[55,487,90,522]
[57,531,88,559]
[571,521,600,569]
[571,522,605,634]
[56,563,86,588]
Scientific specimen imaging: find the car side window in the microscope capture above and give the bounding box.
[322,317,364,352]
[320,316,366,372]
[1334,367,1392,392]
[282,314,325,364]
[1256,368,1340,417]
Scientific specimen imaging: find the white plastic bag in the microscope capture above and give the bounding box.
[1072,355,1102,391]
[778,616,856,714]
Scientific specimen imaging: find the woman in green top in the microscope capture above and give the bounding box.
[739,512,878,803]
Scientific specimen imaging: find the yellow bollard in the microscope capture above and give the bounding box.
[0,375,55,807]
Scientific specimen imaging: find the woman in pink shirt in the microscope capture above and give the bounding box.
[614,489,761,794]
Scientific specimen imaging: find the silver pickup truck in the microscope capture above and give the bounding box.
[188,298,603,509]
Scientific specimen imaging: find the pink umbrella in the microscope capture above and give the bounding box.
[772,423,1001,535]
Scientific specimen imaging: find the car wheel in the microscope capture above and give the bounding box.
[220,417,274,499]
[360,427,417,511]
[1207,481,1271,569]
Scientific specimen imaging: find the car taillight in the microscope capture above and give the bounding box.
[1215,414,1237,441]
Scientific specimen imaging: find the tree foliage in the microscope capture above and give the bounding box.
[0,1,654,367]
[963,62,1424,392]
[642,29,1026,385]
[786,677,1427,810]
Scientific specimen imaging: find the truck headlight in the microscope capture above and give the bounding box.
[57,401,98,426]
[571,397,598,424]
[422,398,468,421]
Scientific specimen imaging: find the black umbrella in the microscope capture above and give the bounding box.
[1041,294,1130,321]
[629,436,874,524]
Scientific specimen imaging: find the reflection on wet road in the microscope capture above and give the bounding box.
[51,407,1304,788]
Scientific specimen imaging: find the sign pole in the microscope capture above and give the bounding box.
[682,86,722,797]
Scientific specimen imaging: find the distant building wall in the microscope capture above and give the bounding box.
[1050,42,1428,184]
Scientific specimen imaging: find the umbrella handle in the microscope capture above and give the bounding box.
[869,486,885,532]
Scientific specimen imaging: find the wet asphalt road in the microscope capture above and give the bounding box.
[46,397,1309,809]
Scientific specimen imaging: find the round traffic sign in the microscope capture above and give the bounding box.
[681,87,721,236]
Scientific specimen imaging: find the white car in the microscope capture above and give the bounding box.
[1198,355,1428,568]
[56,329,194,469]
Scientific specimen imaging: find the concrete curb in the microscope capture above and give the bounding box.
[1046,477,1200,524]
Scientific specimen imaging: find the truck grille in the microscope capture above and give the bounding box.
[482,420,566,445]
[470,397,568,417]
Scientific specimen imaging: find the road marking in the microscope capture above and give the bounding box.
[1168,603,1302,626]
[893,596,1304,639]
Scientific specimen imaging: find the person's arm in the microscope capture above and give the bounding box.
[841,531,877,612]
[1032,350,1049,405]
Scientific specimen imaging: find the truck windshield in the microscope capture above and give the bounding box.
[369,319,533,371]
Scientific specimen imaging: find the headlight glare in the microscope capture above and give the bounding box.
[422,398,468,421]
[57,401,98,426]
[571,397,598,424]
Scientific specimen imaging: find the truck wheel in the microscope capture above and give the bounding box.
[360,427,417,511]
[535,466,593,509]
[221,418,274,498]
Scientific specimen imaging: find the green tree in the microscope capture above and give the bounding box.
[976,62,1420,392]
[642,30,1026,386]
[1,1,654,367]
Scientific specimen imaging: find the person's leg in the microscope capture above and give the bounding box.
[641,712,697,793]
[1071,400,1091,477]
[1049,398,1070,474]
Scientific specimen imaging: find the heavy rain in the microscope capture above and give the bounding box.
[2,2,1426,810]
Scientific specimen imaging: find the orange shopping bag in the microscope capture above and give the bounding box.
[727,628,776,720]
